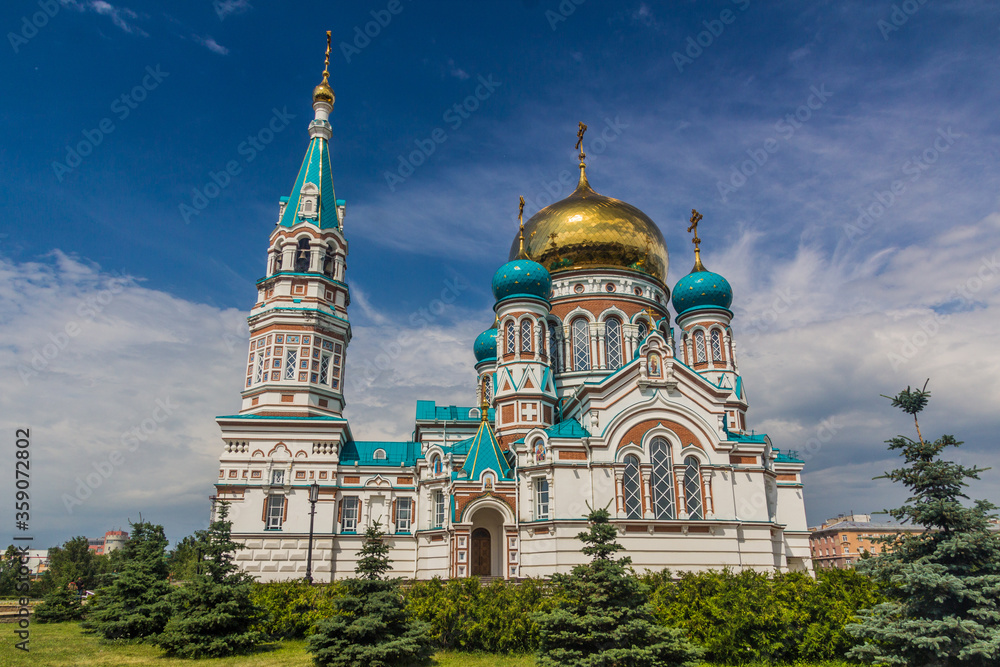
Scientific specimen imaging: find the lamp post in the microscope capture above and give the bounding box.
[305,481,320,584]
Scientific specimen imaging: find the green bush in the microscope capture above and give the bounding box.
[251,579,346,639]
[647,567,881,665]
[406,577,556,654]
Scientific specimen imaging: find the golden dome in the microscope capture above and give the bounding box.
[313,75,335,104]
[508,165,669,282]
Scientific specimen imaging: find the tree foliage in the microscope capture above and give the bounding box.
[307,521,433,667]
[648,567,880,663]
[84,520,173,640]
[848,382,1000,666]
[36,536,113,595]
[33,583,85,623]
[154,503,261,658]
[406,577,555,654]
[534,507,702,667]
[251,578,347,639]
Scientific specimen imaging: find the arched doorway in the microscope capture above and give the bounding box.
[471,527,491,576]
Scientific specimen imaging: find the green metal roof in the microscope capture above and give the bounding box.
[339,441,421,466]
[460,419,511,480]
[278,131,339,230]
[442,436,474,456]
[512,418,590,445]
[415,400,494,423]
[773,449,804,463]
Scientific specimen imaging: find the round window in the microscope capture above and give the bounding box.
[633,287,643,296]
[574,284,585,294]
[605,283,616,293]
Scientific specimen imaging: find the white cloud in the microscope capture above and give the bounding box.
[61,0,148,37]
[193,34,230,55]
[213,0,252,21]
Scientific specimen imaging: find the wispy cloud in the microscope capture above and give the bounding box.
[447,59,470,80]
[213,0,252,21]
[62,0,148,37]
[193,34,230,55]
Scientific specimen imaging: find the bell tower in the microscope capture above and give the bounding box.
[240,32,351,418]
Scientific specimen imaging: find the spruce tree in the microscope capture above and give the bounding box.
[534,507,702,667]
[84,520,173,640]
[154,503,261,658]
[33,583,85,623]
[307,520,433,667]
[848,382,1000,666]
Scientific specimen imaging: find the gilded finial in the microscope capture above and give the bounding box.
[481,395,490,423]
[312,31,335,104]
[687,209,705,272]
[516,195,527,259]
[575,122,588,164]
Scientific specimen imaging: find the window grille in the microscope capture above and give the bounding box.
[573,319,590,371]
[711,329,723,361]
[694,331,707,363]
[285,348,297,380]
[520,320,532,353]
[623,455,642,519]
[341,497,359,532]
[482,376,492,404]
[649,437,675,519]
[320,354,330,384]
[271,470,284,485]
[605,319,622,370]
[637,320,648,341]
[506,323,516,354]
[684,457,703,520]
[535,478,550,520]
[549,326,561,371]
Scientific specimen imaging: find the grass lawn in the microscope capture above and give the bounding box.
[0,621,856,666]
[0,622,536,667]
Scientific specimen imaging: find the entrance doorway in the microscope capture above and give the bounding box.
[471,528,491,576]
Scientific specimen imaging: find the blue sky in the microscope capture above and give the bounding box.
[2,0,999,548]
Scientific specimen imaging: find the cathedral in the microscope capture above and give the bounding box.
[213,41,813,581]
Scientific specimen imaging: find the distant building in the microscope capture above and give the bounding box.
[809,514,923,568]
[24,549,49,577]
[86,530,129,555]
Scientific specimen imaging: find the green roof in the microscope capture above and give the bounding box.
[773,449,804,463]
[512,418,591,445]
[415,400,494,423]
[339,441,421,466]
[278,130,339,230]
[460,419,511,481]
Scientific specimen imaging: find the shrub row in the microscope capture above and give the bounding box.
[249,568,879,663]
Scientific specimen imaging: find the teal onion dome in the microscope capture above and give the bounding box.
[672,270,733,314]
[473,327,498,363]
[491,259,551,302]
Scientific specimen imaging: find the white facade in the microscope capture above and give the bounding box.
[212,67,813,582]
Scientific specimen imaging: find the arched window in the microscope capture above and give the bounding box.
[711,329,723,362]
[520,320,532,353]
[649,437,675,519]
[637,319,648,341]
[572,319,590,371]
[623,454,642,519]
[549,324,561,371]
[694,330,707,363]
[295,238,311,273]
[684,456,703,520]
[605,318,622,370]
[373,448,387,461]
[538,322,546,357]
[506,322,516,354]
[482,375,492,404]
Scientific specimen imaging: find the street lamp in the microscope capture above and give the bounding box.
[305,481,320,584]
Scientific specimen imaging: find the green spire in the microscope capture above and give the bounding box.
[460,414,511,481]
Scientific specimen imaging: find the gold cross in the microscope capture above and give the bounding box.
[517,195,527,259]
[323,31,331,78]
[688,209,705,271]
[576,122,588,162]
